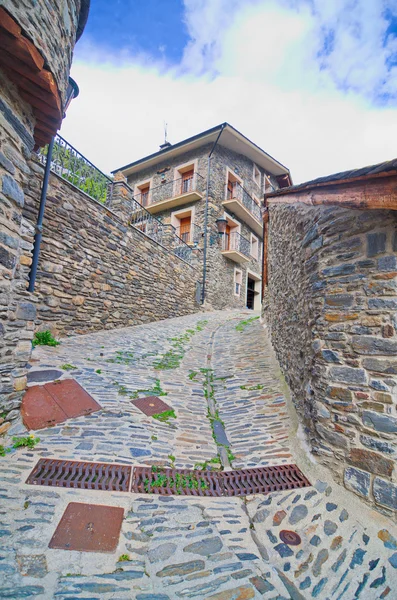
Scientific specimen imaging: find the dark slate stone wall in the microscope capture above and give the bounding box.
[0,70,37,435]
[267,202,397,516]
[22,162,201,337]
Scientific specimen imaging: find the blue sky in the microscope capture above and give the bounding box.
[63,0,397,183]
[79,0,189,64]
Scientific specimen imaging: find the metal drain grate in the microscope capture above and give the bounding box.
[221,465,311,497]
[132,464,310,497]
[26,459,131,491]
[132,466,224,496]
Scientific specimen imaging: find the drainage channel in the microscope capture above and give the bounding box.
[26,458,311,497]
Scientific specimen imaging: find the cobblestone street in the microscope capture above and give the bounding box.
[1,310,397,599]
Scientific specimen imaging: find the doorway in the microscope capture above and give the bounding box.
[247,277,255,309]
[246,270,262,310]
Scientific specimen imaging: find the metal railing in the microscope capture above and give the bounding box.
[134,173,206,207]
[225,181,262,222]
[37,134,112,204]
[222,231,251,257]
[37,135,196,264]
[174,223,202,245]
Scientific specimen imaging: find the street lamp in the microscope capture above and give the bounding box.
[28,77,80,292]
[215,218,228,235]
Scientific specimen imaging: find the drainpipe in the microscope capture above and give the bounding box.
[201,123,226,305]
[28,136,55,292]
[261,197,269,302]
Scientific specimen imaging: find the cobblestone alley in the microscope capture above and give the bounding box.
[1,311,397,599]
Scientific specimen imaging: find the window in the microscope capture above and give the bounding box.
[253,164,261,187]
[264,175,274,194]
[136,180,151,207]
[222,213,240,251]
[250,234,259,260]
[226,169,243,200]
[174,161,197,196]
[171,208,194,244]
[234,269,242,296]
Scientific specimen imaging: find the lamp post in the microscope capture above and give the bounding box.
[28,77,79,292]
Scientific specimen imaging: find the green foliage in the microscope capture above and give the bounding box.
[32,330,60,347]
[240,384,264,390]
[194,456,222,471]
[154,321,209,370]
[107,350,135,365]
[0,446,9,457]
[152,409,176,423]
[188,370,198,380]
[95,369,102,374]
[168,454,176,467]
[118,554,130,562]
[144,468,208,493]
[151,435,158,441]
[131,378,167,399]
[12,435,40,449]
[60,364,77,371]
[235,316,260,332]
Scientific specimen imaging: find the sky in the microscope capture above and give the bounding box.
[60,0,397,184]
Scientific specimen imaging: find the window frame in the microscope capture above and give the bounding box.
[250,233,259,260]
[253,164,261,187]
[234,267,243,297]
[134,178,153,206]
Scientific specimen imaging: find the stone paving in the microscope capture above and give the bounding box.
[1,310,397,599]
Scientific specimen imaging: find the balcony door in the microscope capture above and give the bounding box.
[181,169,194,194]
[224,223,231,250]
[179,216,191,243]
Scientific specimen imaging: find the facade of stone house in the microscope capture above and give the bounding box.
[112,123,291,311]
[264,159,397,516]
[0,1,89,434]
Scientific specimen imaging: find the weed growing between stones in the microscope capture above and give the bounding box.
[194,456,222,470]
[235,316,260,332]
[95,369,102,374]
[143,465,209,493]
[32,330,60,347]
[168,454,176,467]
[107,350,135,365]
[118,554,130,562]
[60,363,77,370]
[131,378,167,399]
[188,370,199,380]
[1,435,40,457]
[153,321,209,370]
[240,383,264,390]
[152,409,176,423]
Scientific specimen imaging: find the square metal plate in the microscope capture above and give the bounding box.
[131,395,172,416]
[46,379,101,418]
[21,385,68,430]
[49,502,124,553]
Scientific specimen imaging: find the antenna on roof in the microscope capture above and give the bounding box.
[160,122,172,151]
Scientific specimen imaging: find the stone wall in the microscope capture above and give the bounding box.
[22,162,201,337]
[2,0,83,104]
[267,202,397,515]
[0,70,37,435]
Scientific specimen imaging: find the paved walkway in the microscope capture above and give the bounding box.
[1,310,397,599]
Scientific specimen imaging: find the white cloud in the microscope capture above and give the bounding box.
[61,0,397,184]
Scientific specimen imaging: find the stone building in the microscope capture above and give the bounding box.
[112,123,291,310]
[0,1,89,433]
[264,159,397,515]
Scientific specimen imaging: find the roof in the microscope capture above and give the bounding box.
[112,122,291,180]
[266,158,397,198]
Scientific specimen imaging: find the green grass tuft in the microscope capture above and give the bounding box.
[32,330,60,347]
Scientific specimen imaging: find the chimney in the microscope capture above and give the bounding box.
[159,141,172,151]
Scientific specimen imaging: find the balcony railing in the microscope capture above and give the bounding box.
[222,231,250,257]
[37,134,112,204]
[225,181,262,222]
[135,173,206,208]
[174,223,202,245]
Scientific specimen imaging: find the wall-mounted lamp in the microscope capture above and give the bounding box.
[215,218,228,235]
[63,77,79,117]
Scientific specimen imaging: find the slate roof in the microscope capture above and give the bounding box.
[266,158,397,197]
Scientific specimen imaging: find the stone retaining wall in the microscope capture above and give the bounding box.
[22,161,201,337]
[267,203,397,516]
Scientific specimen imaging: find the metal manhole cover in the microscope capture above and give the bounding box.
[131,396,172,416]
[26,459,131,491]
[21,386,68,430]
[49,502,124,553]
[280,530,302,546]
[45,379,101,418]
[27,369,63,383]
[22,379,101,430]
